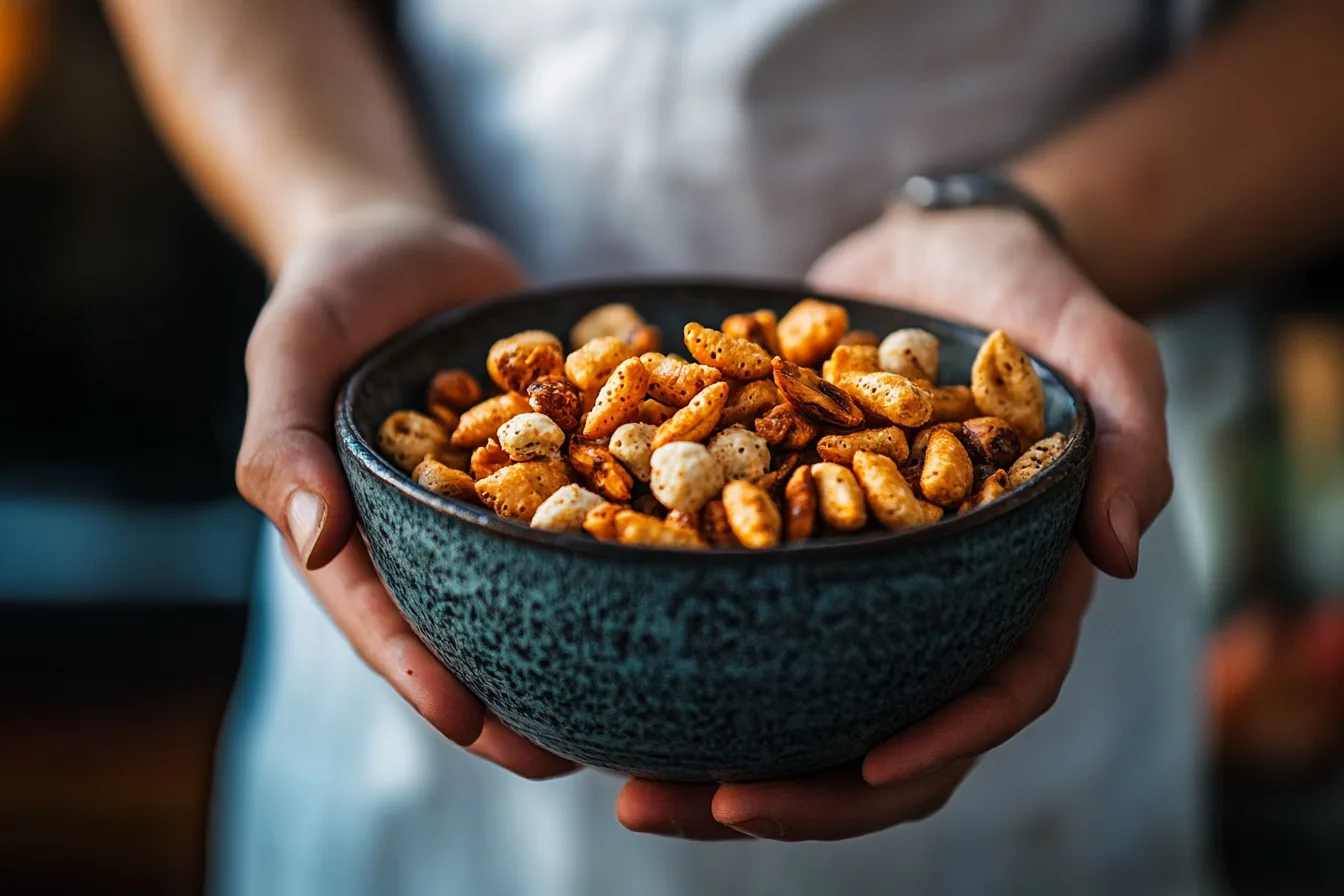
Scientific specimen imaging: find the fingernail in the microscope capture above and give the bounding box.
[1108,490,1139,576]
[730,817,784,840]
[286,490,327,567]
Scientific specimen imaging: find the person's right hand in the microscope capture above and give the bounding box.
[236,202,576,779]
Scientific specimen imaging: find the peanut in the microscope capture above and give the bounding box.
[961,416,1022,468]
[970,330,1045,442]
[778,298,849,366]
[683,322,774,380]
[810,462,868,532]
[721,480,782,549]
[783,465,817,541]
[920,428,974,507]
[853,451,926,530]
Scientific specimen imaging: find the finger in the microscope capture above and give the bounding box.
[237,219,524,570]
[467,712,579,780]
[863,544,1093,785]
[304,533,486,746]
[617,780,750,841]
[712,759,976,841]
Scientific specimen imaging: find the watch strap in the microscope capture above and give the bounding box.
[897,171,1065,246]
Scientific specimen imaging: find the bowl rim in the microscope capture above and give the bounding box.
[336,277,1094,562]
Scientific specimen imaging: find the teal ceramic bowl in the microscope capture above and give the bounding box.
[336,280,1092,782]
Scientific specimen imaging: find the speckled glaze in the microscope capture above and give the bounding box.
[336,280,1092,782]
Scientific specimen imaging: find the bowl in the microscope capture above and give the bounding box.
[336,279,1093,782]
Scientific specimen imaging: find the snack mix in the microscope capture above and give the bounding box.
[378,300,1068,550]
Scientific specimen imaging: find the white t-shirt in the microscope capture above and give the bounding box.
[212,2,1215,893]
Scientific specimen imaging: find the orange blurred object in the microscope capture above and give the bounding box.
[0,0,47,128]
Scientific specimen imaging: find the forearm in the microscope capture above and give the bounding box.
[1011,0,1344,315]
[103,0,446,275]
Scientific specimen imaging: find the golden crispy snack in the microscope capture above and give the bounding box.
[450,392,533,449]
[568,441,635,502]
[878,328,939,381]
[853,451,926,531]
[531,484,606,532]
[920,428,975,508]
[487,330,565,393]
[379,410,450,473]
[778,298,849,367]
[839,371,933,428]
[783,465,817,541]
[683,322,774,380]
[640,351,723,407]
[649,441,726,514]
[565,336,636,392]
[412,456,478,501]
[722,480,782,549]
[474,459,572,523]
[815,427,910,467]
[970,330,1045,442]
[652,381,730,449]
[810,462,868,532]
[582,356,650,439]
[720,309,780,355]
[1007,433,1068,487]
[525,375,582,432]
[772,357,864,428]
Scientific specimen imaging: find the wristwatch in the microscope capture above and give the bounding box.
[896,171,1064,246]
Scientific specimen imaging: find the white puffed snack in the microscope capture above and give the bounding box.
[706,428,771,482]
[496,412,565,461]
[609,422,657,482]
[879,328,939,381]
[530,484,605,533]
[650,442,725,514]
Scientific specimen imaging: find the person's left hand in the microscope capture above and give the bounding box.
[614,204,1171,840]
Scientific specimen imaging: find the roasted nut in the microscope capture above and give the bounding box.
[720,309,779,355]
[839,371,933,428]
[721,480,782,549]
[470,438,512,479]
[811,462,868,531]
[772,357,864,428]
[379,410,450,473]
[570,303,645,350]
[525,376,582,432]
[970,330,1045,442]
[852,451,926,530]
[700,499,739,546]
[473,459,571,523]
[779,413,819,451]
[878,328,939,381]
[496,412,566,461]
[568,441,635,502]
[839,330,880,347]
[565,336,636,392]
[582,356,649,439]
[754,452,801,496]
[649,441,725,514]
[920,501,945,523]
[900,462,923,495]
[412,456,477,501]
[815,427,910,467]
[958,469,1010,515]
[487,330,565,392]
[640,352,723,407]
[609,422,657,482]
[821,344,881,385]
[683,322,774,380]
[652,381,730,449]
[778,298,849,366]
[928,385,980,424]
[450,392,533,449]
[961,416,1022,468]
[1008,433,1068,487]
[908,422,964,467]
[920,428,974,507]
[973,462,1001,490]
[707,428,771,481]
[753,404,793,444]
[583,501,625,540]
[428,369,483,412]
[614,510,708,548]
[639,398,677,425]
[719,379,779,429]
[783,465,817,541]
[531,484,605,532]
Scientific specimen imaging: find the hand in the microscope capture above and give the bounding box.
[617,205,1172,840]
[237,202,575,779]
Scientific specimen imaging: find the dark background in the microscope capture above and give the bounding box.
[1,4,1340,894]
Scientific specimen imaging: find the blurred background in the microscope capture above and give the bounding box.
[0,3,1340,895]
